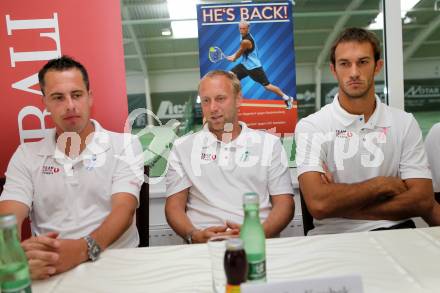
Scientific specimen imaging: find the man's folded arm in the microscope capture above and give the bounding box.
[346,178,435,221]
[299,172,407,220]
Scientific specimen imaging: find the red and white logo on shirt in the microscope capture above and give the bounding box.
[201,153,217,161]
[42,166,60,175]
[335,129,353,138]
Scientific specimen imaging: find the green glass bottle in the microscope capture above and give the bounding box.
[0,214,32,293]
[239,192,266,282]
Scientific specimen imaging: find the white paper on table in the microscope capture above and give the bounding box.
[241,274,363,293]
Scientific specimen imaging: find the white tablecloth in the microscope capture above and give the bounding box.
[32,227,440,293]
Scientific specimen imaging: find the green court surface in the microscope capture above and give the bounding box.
[134,110,438,177]
[413,111,440,138]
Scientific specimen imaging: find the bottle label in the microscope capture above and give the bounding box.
[1,282,32,293]
[247,259,266,281]
[226,284,241,293]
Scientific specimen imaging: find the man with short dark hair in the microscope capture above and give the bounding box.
[295,27,440,235]
[165,70,295,244]
[0,56,144,278]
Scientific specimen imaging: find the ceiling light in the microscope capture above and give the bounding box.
[367,12,384,30]
[167,0,197,39]
[167,0,197,19]
[401,0,421,18]
[403,16,415,25]
[367,0,421,31]
[171,20,198,39]
[161,28,171,36]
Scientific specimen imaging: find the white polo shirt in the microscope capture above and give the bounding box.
[425,122,440,192]
[166,122,294,228]
[295,95,432,235]
[0,120,144,248]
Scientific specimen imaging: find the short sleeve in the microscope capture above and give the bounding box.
[267,137,294,196]
[295,119,327,176]
[399,115,432,180]
[165,142,192,197]
[0,146,33,208]
[425,123,440,191]
[111,134,144,202]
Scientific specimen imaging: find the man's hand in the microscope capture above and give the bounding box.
[226,221,241,233]
[191,226,239,243]
[226,55,235,62]
[21,232,60,280]
[54,238,88,274]
[320,163,334,184]
[319,165,407,201]
[348,178,433,221]
[375,176,408,198]
[423,202,440,226]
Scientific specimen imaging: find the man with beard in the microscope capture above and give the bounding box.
[295,27,440,235]
[165,70,294,243]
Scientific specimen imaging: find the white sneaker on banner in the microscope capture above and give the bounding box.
[285,96,294,110]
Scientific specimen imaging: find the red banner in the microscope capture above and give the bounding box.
[0,0,128,176]
[238,99,298,136]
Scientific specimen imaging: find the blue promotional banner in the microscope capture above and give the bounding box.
[197,1,297,134]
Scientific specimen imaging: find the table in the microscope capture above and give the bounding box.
[32,227,440,293]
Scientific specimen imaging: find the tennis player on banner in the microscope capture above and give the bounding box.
[226,20,294,110]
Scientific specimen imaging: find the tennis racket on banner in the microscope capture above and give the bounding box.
[208,46,226,63]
